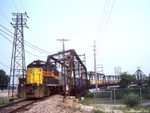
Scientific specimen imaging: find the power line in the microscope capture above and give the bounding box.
[0,6,51,54]
[0,32,13,43]
[19,0,26,12]
[102,0,116,37]
[12,0,20,13]
[0,24,53,54]
[0,4,54,56]
[0,10,11,22]
[99,0,110,33]
[0,62,9,69]
[0,24,13,34]
[0,29,13,39]
[29,18,50,36]
[28,18,54,43]
[25,41,53,54]
[0,26,44,53]
[25,51,47,57]
[97,0,116,43]
[95,0,116,76]
[10,1,53,45]
[96,0,116,69]
[0,31,47,58]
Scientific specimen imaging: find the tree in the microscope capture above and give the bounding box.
[143,74,150,87]
[119,72,135,88]
[0,69,10,90]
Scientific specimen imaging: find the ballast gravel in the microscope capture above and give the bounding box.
[24,95,94,113]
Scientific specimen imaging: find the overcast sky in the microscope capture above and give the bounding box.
[0,0,150,75]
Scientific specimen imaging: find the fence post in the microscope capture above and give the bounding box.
[140,88,142,105]
[114,89,116,105]
[94,91,95,106]
[111,91,113,104]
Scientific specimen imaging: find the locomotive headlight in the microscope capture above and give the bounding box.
[21,84,24,87]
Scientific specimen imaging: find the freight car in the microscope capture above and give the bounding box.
[18,60,62,98]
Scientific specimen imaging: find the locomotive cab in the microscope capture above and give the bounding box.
[18,60,60,98]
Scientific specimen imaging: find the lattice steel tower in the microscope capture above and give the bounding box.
[9,12,28,96]
[114,66,121,76]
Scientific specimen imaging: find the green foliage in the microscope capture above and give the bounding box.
[94,109,106,113]
[84,92,93,97]
[143,76,150,87]
[80,92,94,105]
[115,90,125,99]
[81,97,93,105]
[119,72,135,88]
[141,88,150,100]
[0,69,10,90]
[124,92,140,107]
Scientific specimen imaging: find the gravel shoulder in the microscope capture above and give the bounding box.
[24,95,94,113]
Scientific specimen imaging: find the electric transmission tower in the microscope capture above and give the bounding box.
[8,12,28,97]
[114,66,121,76]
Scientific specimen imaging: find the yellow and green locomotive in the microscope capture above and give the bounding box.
[18,60,62,98]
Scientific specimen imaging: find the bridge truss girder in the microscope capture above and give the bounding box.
[47,49,88,97]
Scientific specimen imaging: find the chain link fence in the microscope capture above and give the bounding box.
[94,87,150,106]
[94,91,113,106]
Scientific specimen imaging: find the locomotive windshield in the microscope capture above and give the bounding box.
[27,60,47,71]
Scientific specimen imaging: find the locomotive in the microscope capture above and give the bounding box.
[18,60,62,98]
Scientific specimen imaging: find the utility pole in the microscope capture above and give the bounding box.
[56,38,69,97]
[57,38,70,52]
[8,12,28,97]
[97,64,103,74]
[93,40,98,91]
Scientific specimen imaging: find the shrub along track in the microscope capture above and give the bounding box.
[0,96,55,113]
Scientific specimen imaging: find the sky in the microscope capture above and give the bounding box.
[0,0,150,76]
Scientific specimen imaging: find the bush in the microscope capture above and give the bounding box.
[124,92,140,107]
[84,92,93,97]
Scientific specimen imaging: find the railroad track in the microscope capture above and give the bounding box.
[0,98,35,113]
[0,94,59,113]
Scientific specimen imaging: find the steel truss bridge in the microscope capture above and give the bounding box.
[47,49,147,98]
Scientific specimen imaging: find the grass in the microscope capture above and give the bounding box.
[81,92,150,113]
[93,106,150,113]
[0,98,12,106]
[142,99,150,103]
[81,92,150,106]
[94,109,106,113]
[0,97,8,105]
[0,96,19,106]
[112,106,150,113]
[81,92,122,105]
[80,97,93,105]
[80,92,94,105]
